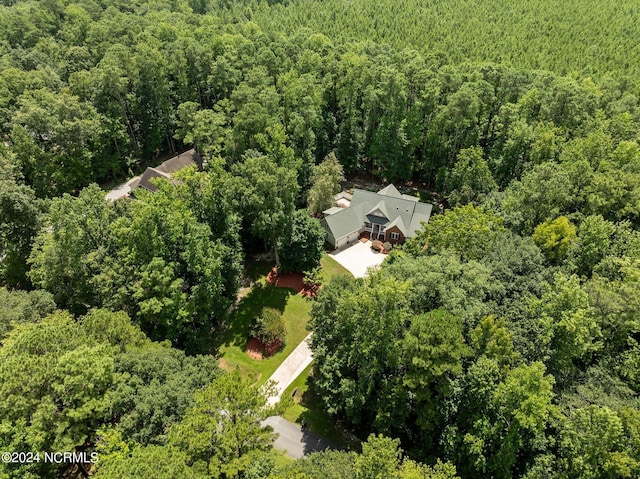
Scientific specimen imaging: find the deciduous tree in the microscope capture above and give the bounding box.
[229,153,299,267]
[169,370,276,478]
[306,152,344,216]
[279,210,325,273]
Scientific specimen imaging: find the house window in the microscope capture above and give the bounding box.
[390,232,400,240]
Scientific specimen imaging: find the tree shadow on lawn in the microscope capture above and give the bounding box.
[221,283,293,350]
[244,260,273,285]
[291,377,360,451]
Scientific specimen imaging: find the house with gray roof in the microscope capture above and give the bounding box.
[129,149,202,194]
[320,184,433,249]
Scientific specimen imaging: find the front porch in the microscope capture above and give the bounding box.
[361,223,386,242]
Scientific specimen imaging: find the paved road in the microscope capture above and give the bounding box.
[265,333,314,406]
[262,416,336,459]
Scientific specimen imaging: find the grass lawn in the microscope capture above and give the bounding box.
[320,253,353,280]
[272,449,295,467]
[218,282,312,385]
[218,257,357,449]
[281,364,359,449]
[218,256,349,382]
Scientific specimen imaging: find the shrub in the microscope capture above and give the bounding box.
[303,267,323,288]
[252,308,286,344]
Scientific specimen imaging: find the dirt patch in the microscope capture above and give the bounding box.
[218,357,234,371]
[246,338,263,360]
[263,338,283,357]
[266,268,304,291]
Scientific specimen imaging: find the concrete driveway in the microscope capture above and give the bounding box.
[329,240,387,278]
[266,333,314,406]
[105,176,140,201]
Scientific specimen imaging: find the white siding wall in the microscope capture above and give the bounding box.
[335,229,361,248]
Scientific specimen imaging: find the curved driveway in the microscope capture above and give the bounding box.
[262,416,337,459]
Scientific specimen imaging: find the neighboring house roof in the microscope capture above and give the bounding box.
[136,167,171,193]
[131,149,201,194]
[155,149,202,174]
[323,184,433,242]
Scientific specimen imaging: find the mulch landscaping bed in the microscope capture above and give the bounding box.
[245,337,283,360]
[266,268,319,298]
[246,337,264,360]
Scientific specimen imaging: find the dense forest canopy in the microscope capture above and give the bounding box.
[1,0,640,478]
[1,0,639,197]
[244,0,640,79]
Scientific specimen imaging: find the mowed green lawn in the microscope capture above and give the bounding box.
[320,253,352,280]
[218,256,354,445]
[218,255,351,383]
[218,282,311,384]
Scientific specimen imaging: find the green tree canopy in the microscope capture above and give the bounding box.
[0,287,56,341]
[532,216,577,264]
[405,205,506,261]
[279,210,325,273]
[445,146,497,207]
[229,153,299,267]
[307,152,345,215]
[169,370,276,478]
[252,307,286,345]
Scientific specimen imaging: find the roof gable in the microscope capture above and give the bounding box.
[385,216,407,236]
[377,184,402,198]
[131,149,201,195]
[137,167,171,193]
[323,185,433,241]
[366,200,390,219]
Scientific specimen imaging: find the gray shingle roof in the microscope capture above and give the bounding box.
[401,193,419,202]
[322,206,343,216]
[377,184,402,198]
[131,149,201,194]
[322,202,366,240]
[156,149,202,174]
[322,185,433,243]
[384,216,407,236]
[136,167,171,193]
[366,200,390,219]
[409,201,433,235]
